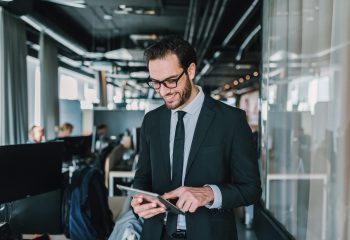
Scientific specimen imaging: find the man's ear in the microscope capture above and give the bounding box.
[187,63,196,81]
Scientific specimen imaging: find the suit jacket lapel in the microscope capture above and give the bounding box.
[185,96,215,177]
[159,107,172,186]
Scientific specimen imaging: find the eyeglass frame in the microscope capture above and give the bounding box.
[147,69,187,90]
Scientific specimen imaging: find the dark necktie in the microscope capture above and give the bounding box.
[172,110,186,187]
[166,110,186,236]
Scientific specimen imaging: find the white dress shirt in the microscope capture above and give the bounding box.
[169,86,222,230]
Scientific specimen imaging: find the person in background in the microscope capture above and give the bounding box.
[57,122,74,138]
[96,124,109,153]
[27,125,45,143]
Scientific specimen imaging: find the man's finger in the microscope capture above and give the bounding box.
[182,200,192,212]
[138,206,165,218]
[131,196,144,207]
[163,187,184,199]
[176,196,186,209]
[189,202,198,213]
[133,202,157,214]
[141,207,166,219]
[140,195,166,208]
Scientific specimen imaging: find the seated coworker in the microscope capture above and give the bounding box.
[104,135,133,186]
[27,125,45,143]
[58,122,74,137]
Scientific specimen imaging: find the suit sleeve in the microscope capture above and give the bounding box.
[133,114,152,191]
[218,110,262,209]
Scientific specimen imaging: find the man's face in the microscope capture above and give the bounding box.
[97,128,107,137]
[58,129,71,138]
[32,127,44,143]
[149,54,195,110]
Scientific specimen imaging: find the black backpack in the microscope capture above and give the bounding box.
[62,167,114,240]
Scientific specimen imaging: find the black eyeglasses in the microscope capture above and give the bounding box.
[147,70,186,90]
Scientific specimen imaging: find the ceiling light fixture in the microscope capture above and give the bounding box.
[124,7,133,11]
[130,71,149,79]
[103,14,113,20]
[235,64,252,70]
[223,0,259,45]
[115,5,157,16]
[144,10,156,15]
[21,16,86,56]
[58,55,82,68]
[236,24,261,61]
[43,0,86,8]
[105,48,133,60]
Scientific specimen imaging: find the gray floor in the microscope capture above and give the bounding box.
[236,218,258,240]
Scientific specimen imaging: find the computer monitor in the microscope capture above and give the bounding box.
[132,127,141,154]
[0,142,64,204]
[56,135,92,162]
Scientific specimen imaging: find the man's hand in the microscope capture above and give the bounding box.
[163,186,214,213]
[131,194,166,219]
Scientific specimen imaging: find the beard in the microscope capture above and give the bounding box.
[163,76,192,110]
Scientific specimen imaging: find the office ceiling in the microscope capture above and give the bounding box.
[1,0,262,97]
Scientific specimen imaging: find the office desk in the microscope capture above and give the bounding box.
[108,171,135,196]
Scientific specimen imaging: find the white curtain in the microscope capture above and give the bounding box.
[262,0,350,239]
[0,7,28,145]
[39,32,59,140]
[331,1,350,239]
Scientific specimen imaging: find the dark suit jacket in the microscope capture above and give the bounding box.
[133,95,261,240]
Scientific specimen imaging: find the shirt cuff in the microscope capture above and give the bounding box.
[204,184,222,209]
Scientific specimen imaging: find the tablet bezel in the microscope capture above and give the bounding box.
[116,184,185,215]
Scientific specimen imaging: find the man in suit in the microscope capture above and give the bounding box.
[131,36,261,240]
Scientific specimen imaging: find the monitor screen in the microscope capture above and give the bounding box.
[56,135,92,162]
[132,127,141,154]
[0,142,64,204]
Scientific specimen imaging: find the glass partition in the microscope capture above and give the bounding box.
[261,0,350,239]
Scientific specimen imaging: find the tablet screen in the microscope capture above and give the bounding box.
[116,184,185,215]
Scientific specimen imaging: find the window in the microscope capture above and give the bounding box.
[58,67,97,109]
[261,1,350,239]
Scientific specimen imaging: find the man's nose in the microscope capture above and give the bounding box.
[159,83,170,95]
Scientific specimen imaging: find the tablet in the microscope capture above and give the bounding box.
[116,184,185,215]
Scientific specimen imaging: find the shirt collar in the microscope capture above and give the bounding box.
[172,85,205,116]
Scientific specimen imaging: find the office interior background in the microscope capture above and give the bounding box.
[0,0,350,239]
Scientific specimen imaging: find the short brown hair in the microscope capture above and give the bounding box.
[144,36,197,70]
